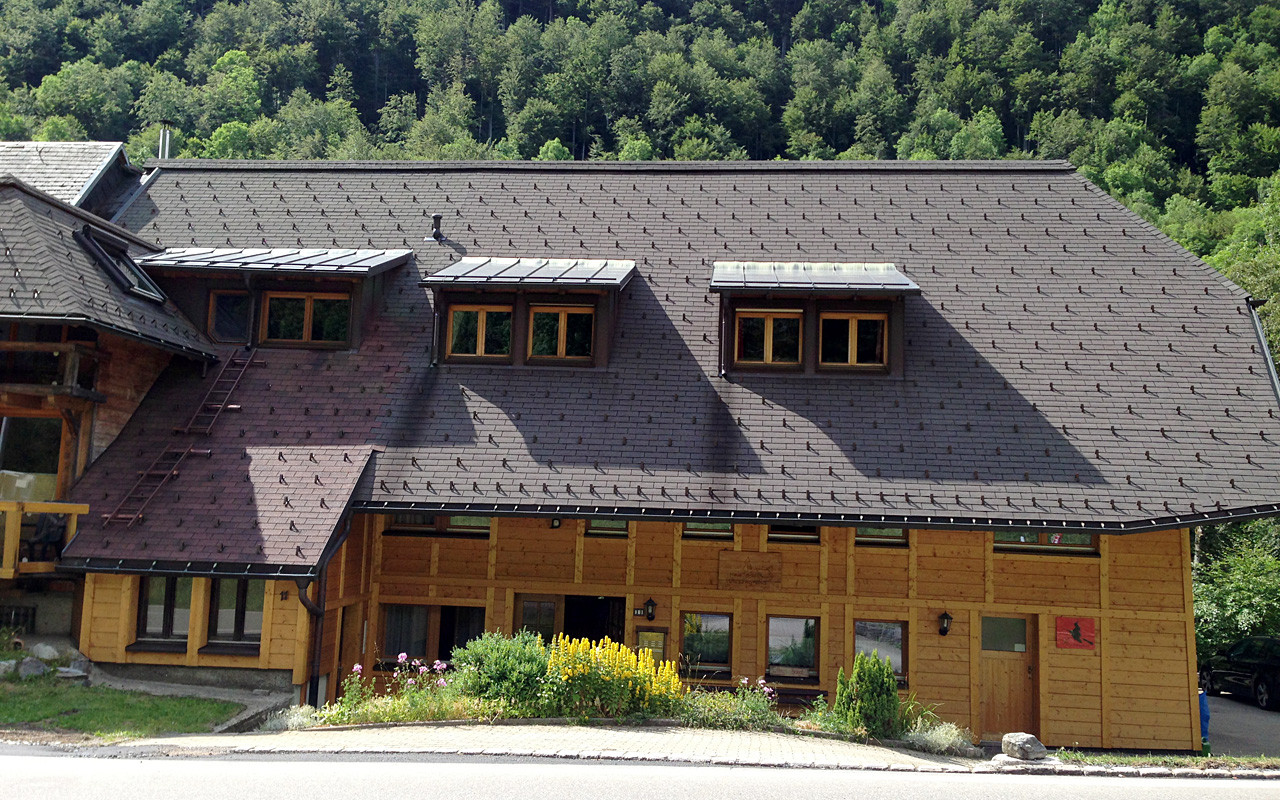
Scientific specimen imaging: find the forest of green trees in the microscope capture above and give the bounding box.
[1,0,1279,645]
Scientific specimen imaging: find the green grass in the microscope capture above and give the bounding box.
[1056,749,1280,770]
[0,675,242,740]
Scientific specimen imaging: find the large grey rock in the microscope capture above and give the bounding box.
[1002,732,1048,761]
[17,656,50,679]
[27,642,60,660]
[0,659,15,678]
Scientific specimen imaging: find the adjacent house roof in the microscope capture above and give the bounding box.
[0,142,142,217]
[61,158,1280,577]
[139,247,413,276]
[0,178,216,359]
[422,257,637,289]
[709,261,920,294]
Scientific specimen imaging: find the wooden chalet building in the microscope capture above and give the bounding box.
[9,155,1276,750]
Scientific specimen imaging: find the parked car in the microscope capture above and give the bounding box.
[1200,635,1280,710]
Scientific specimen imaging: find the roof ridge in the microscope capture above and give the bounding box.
[147,158,1076,174]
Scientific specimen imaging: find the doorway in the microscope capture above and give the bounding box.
[564,596,626,642]
[980,615,1037,741]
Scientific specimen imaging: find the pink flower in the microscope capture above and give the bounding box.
[757,677,766,686]
[739,676,749,686]
[433,660,448,673]
[419,665,429,675]
[397,652,408,664]
[436,678,448,688]
[351,664,362,674]
[407,679,416,686]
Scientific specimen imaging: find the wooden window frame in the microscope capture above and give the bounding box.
[382,513,491,539]
[585,519,629,538]
[259,291,351,347]
[681,611,732,676]
[766,615,820,682]
[76,226,165,304]
[854,619,908,686]
[682,522,734,540]
[855,526,909,547]
[131,575,193,652]
[526,304,596,361]
[734,309,803,367]
[767,523,820,545]
[445,304,514,360]
[818,312,889,368]
[206,578,264,643]
[993,530,1099,554]
[207,290,252,344]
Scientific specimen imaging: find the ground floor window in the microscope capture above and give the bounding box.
[206,578,265,650]
[854,620,907,684]
[135,576,193,648]
[767,616,818,681]
[381,604,485,665]
[681,612,731,675]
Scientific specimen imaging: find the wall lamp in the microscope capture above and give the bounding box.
[643,598,657,621]
[549,518,562,529]
[938,611,953,636]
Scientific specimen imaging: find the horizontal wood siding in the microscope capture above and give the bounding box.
[993,555,1101,608]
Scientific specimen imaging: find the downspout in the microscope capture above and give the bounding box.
[295,514,353,706]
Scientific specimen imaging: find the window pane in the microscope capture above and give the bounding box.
[266,297,306,340]
[142,577,166,637]
[683,521,733,538]
[384,605,429,658]
[310,298,350,342]
[768,524,819,543]
[171,577,193,638]
[857,527,907,544]
[210,578,238,640]
[737,316,765,361]
[521,600,556,642]
[982,617,1027,652]
[243,580,265,640]
[564,312,593,357]
[440,606,486,660]
[820,317,850,364]
[530,312,560,357]
[771,317,801,363]
[683,612,731,667]
[445,516,490,533]
[212,294,250,342]
[1048,532,1093,547]
[856,318,885,364]
[767,617,816,669]
[483,311,511,355]
[450,310,479,354]
[587,519,628,536]
[994,531,1036,544]
[855,621,904,675]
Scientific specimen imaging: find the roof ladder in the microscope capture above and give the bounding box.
[178,347,261,435]
[101,445,212,527]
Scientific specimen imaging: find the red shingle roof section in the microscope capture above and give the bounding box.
[64,159,1280,552]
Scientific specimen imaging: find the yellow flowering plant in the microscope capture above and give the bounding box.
[543,634,686,717]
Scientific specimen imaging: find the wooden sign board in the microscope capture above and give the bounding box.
[1056,616,1096,650]
[718,551,782,590]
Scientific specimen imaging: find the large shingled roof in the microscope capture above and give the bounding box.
[61,158,1280,575]
[0,178,215,358]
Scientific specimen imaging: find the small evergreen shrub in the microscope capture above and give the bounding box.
[830,651,900,739]
[449,630,549,713]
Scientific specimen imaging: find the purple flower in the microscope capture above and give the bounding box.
[407,679,416,686]
[351,664,362,674]
[436,678,448,688]
[757,677,766,686]
[433,660,448,673]
[419,665,429,675]
[398,652,408,664]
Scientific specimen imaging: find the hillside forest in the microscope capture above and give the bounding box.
[1,0,1280,644]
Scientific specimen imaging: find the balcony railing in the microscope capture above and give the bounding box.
[0,342,104,402]
[0,501,88,579]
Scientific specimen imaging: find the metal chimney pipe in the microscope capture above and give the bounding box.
[431,213,443,241]
[158,121,173,160]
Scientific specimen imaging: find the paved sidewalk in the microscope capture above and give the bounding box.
[127,722,972,770]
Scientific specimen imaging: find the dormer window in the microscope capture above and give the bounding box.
[423,257,635,368]
[75,226,165,304]
[711,261,918,376]
[261,292,350,346]
[447,305,512,358]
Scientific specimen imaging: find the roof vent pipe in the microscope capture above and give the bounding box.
[158,121,173,160]
[431,213,444,241]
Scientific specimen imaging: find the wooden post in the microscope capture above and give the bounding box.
[1,504,21,579]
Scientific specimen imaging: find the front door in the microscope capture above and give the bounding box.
[980,615,1037,740]
[564,595,626,642]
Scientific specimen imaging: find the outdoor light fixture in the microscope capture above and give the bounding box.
[938,611,953,636]
[550,518,561,529]
[644,597,657,621]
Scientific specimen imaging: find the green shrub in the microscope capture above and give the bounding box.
[449,630,549,713]
[679,679,783,730]
[903,718,977,756]
[830,651,900,739]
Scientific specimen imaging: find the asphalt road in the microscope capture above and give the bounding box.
[6,754,1280,800]
[1207,693,1280,756]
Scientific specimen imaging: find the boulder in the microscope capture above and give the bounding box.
[27,642,60,660]
[0,659,15,678]
[1002,732,1048,761]
[17,656,50,679]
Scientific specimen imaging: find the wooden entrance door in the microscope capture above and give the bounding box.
[979,615,1036,740]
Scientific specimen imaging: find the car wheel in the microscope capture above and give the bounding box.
[1201,669,1219,696]
[1255,676,1276,711]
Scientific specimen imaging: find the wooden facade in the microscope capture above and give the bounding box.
[80,513,1200,751]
